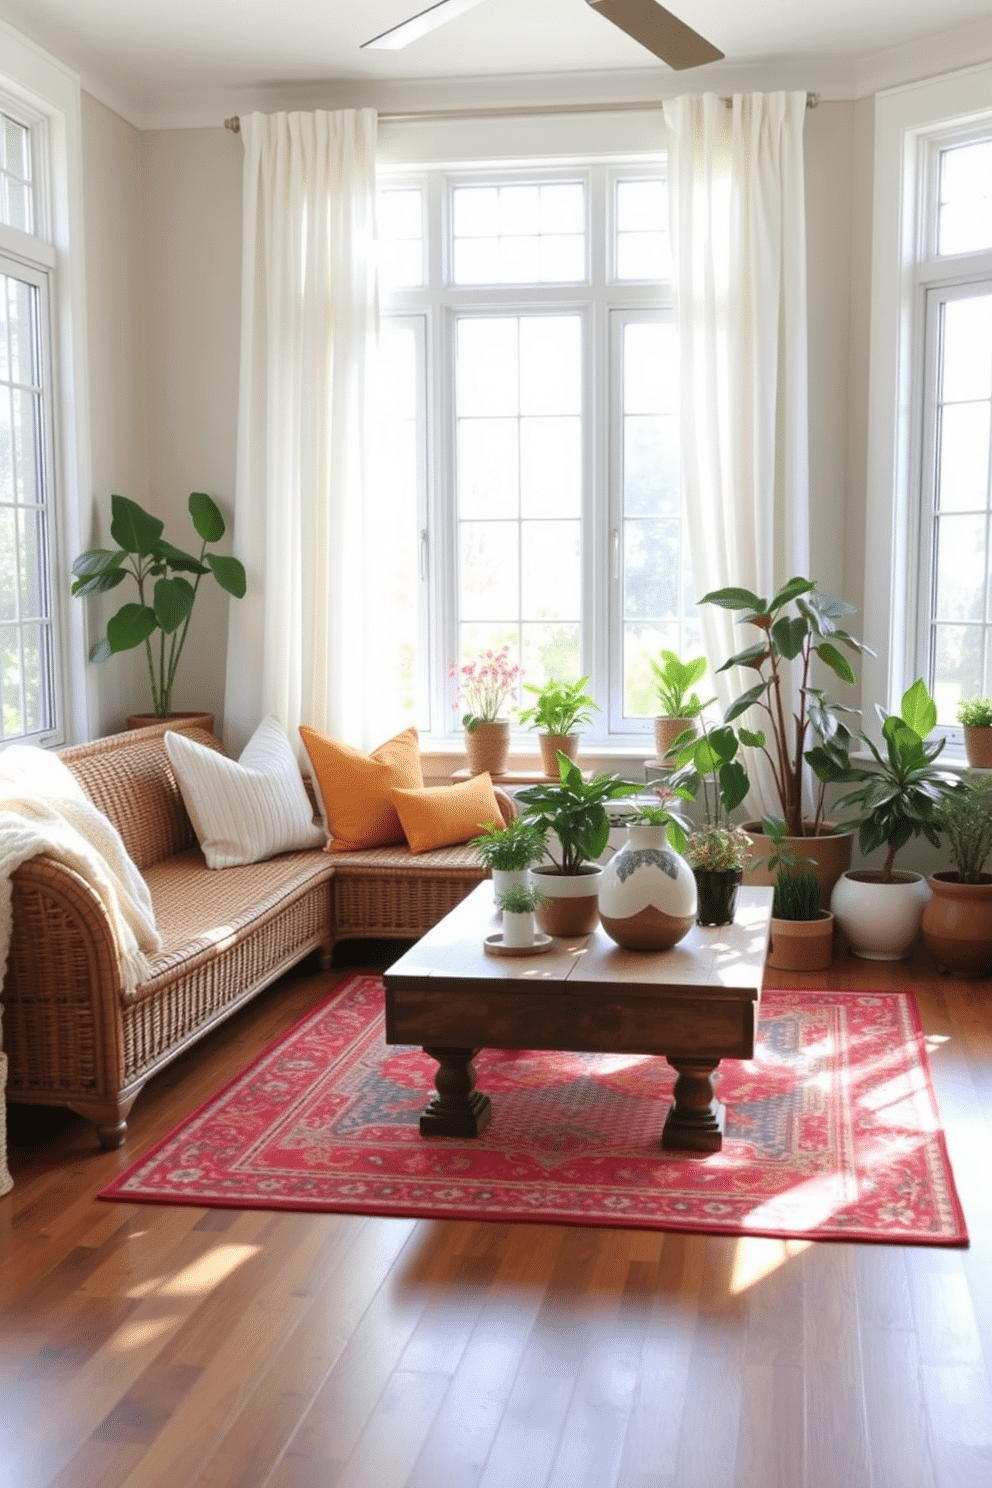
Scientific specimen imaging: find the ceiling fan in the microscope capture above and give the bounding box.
[362,0,724,70]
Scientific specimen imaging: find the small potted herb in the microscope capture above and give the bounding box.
[650,650,710,761]
[756,817,834,971]
[921,773,992,976]
[473,815,548,904]
[518,675,599,777]
[957,695,992,769]
[493,881,548,949]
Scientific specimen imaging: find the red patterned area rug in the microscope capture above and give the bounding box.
[100,975,968,1245]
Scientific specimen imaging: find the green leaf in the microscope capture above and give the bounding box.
[738,727,765,749]
[207,553,248,598]
[153,576,195,634]
[718,760,750,813]
[700,586,765,611]
[771,615,808,660]
[109,495,164,556]
[901,677,937,739]
[188,491,225,544]
[717,642,769,672]
[156,539,209,575]
[71,548,127,579]
[769,576,815,610]
[105,603,158,653]
[815,641,856,685]
[723,683,767,723]
[71,566,129,598]
[88,635,112,663]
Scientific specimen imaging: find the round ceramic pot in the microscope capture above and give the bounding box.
[538,733,579,777]
[501,909,536,948]
[767,910,835,972]
[742,820,854,905]
[693,868,743,926]
[963,726,992,769]
[491,866,530,908]
[830,869,931,961]
[464,719,510,777]
[653,716,697,763]
[598,822,697,950]
[531,864,603,937]
[921,873,992,977]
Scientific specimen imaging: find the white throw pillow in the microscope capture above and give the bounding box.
[165,716,326,869]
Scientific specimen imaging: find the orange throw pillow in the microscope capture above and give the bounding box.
[391,773,504,855]
[299,725,423,852]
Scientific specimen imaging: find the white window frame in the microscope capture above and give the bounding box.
[865,62,992,756]
[379,153,680,748]
[0,19,92,747]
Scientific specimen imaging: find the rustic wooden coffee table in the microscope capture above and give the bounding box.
[383,882,773,1153]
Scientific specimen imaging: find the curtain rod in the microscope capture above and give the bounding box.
[223,92,817,132]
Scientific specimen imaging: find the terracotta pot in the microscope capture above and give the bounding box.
[599,821,697,950]
[653,716,697,762]
[538,733,580,777]
[743,820,854,906]
[767,910,835,972]
[921,873,992,977]
[464,719,511,777]
[693,868,743,926]
[830,870,931,961]
[531,864,603,937]
[126,710,215,734]
[963,726,992,769]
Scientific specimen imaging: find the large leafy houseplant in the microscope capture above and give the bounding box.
[701,576,871,837]
[668,716,759,872]
[72,493,247,718]
[811,678,959,883]
[516,754,640,874]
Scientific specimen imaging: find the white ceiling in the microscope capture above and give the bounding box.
[1,0,991,127]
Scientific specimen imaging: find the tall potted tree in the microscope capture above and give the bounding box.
[516,755,641,936]
[816,679,959,960]
[700,577,870,901]
[72,492,246,725]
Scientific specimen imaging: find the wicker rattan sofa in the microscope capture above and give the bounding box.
[3,720,501,1148]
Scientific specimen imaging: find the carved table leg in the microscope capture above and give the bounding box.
[662,1057,725,1153]
[420,1047,492,1137]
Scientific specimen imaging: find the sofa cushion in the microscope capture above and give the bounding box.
[299,725,423,853]
[164,716,325,869]
[390,773,503,854]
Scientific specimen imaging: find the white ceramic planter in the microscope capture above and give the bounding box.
[501,909,536,948]
[531,864,604,937]
[491,867,530,907]
[598,822,697,950]
[830,870,932,961]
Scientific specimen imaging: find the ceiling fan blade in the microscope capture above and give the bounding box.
[585,0,724,69]
[362,0,489,50]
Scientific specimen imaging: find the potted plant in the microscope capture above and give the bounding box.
[72,492,247,722]
[921,773,992,977]
[669,716,757,925]
[516,754,641,936]
[754,817,834,971]
[957,695,992,769]
[518,675,599,777]
[473,815,548,905]
[649,650,709,761]
[701,577,871,899]
[818,679,959,960]
[453,645,522,777]
[492,881,548,950]
[598,798,698,950]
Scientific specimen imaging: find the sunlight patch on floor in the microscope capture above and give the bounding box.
[157,1242,260,1298]
[730,1235,812,1294]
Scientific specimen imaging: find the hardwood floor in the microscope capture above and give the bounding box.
[1,937,990,1488]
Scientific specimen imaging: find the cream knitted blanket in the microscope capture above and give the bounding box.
[0,745,162,998]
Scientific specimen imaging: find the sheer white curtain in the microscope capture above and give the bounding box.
[663,91,810,817]
[224,109,384,754]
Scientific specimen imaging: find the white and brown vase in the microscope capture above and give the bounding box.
[531,864,603,937]
[598,821,697,950]
[464,719,511,777]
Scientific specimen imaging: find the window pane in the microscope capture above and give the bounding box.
[520,416,580,518]
[616,179,669,281]
[625,414,679,517]
[459,521,519,620]
[540,183,583,234]
[932,623,986,721]
[937,402,991,511]
[18,506,45,619]
[13,387,40,503]
[456,319,518,416]
[521,519,580,621]
[625,518,681,620]
[378,187,423,289]
[451,180,586,285]
[458,418,518,519]
[941,296,992,403]
[938,140,992,256]
[934,514,987,622]
[519,317,581,416]
[0,506,15,621]
[522,622,580,687]
[624,322,677,412]
[0,112,33,235]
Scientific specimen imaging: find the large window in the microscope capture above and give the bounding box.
[915,132,992,727]
[376,159,697,743]
[0,105,61,744]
